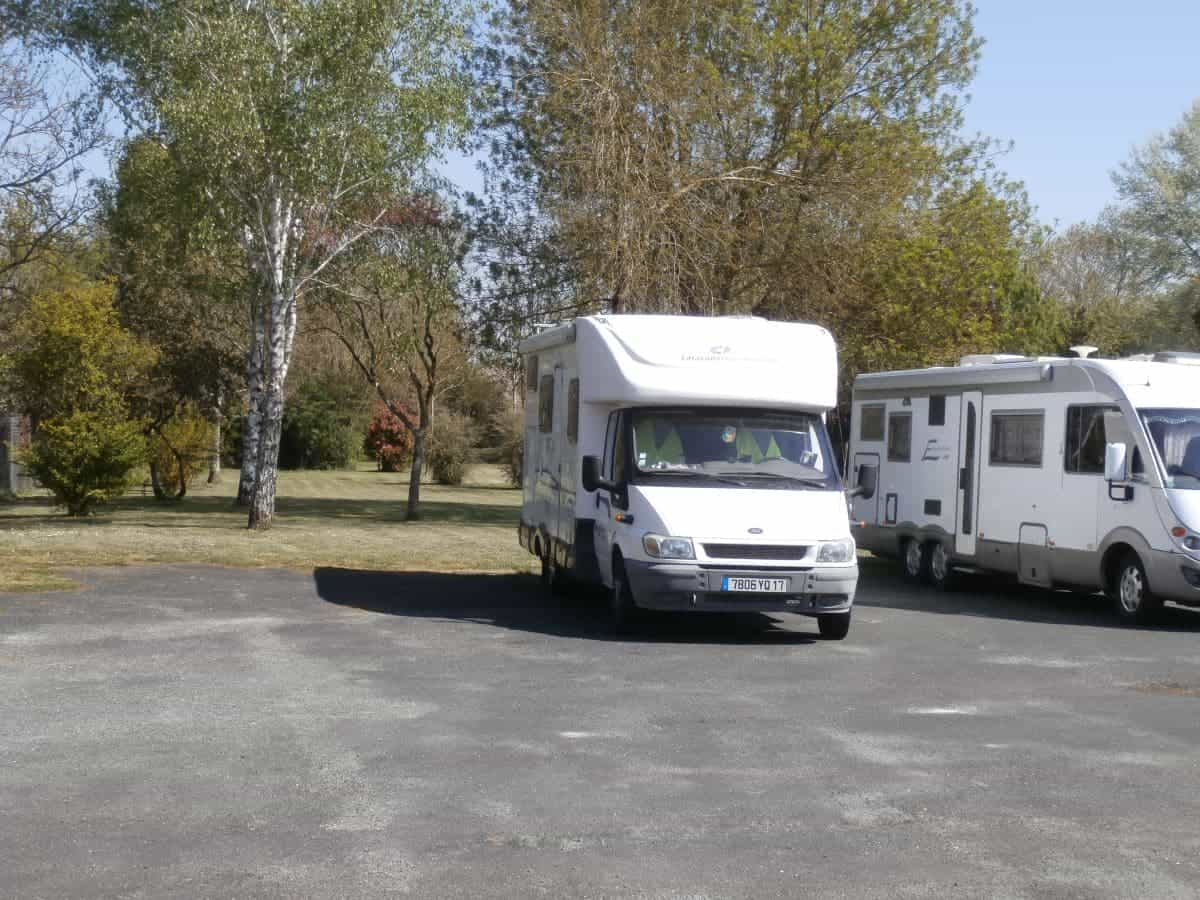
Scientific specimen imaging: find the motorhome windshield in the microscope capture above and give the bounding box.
[630,409,840,489]
[1140,409,1200,489]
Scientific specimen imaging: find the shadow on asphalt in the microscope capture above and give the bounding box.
[856,557,1200,632]
[312,568,821,645]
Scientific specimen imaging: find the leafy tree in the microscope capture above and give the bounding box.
[148,410,213,500]
[11,276,157,426]
[22,409,146,515]
[364,402,415,472]
[317,204,469,519]
[424,410,470,485]
[278,372,371,470]
[41,0,470,528]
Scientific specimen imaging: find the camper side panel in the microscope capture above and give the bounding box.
[851,392,960,557]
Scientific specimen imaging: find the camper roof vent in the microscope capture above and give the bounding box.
[958,353,1029,367]
[1152,351,1200,366]
[1070,345,1099,359]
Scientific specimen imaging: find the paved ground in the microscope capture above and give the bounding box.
[4,562,1200,899]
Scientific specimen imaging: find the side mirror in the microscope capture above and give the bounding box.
[581,455,603,493]
[1104,442,1128,483]
[848,464,877,500]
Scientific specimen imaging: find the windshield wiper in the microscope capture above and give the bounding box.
[641,469,748,487]
[715,471,830,489]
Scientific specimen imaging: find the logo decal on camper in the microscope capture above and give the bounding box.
[921,438,951,461]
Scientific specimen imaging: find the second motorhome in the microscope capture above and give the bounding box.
[848,351,1200,623]
[518,315,861,637]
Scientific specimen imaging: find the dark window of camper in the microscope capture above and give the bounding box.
[567,379,580,443]
[990,412,1043,467]
[887,413,912,462]
[1065,405,1117,474]
[860,405,885,441]
[612,414,629,484]
[928,395,946,427]
[538,374,554,433]
[602,412,619,479]
[526,355,538,391]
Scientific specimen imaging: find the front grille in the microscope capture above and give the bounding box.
[702,543,810,561]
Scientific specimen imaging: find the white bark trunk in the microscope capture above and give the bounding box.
[236,305,266,505]
[248,192,298,530]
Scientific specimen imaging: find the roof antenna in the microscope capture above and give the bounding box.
[1070,345,1099,359]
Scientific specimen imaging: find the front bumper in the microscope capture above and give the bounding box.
[1148,550,1200,606]
[623,560,858,616]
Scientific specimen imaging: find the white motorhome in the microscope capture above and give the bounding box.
[518,315,861,636]
[848,351,1200,623]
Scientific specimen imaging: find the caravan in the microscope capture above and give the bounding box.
[518,315,860,636]
[848,351,1200,623]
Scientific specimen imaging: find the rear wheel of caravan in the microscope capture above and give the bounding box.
[817,610,851,640]
[901,538,928,584]
[611,559,641,634]
[927,542,957,592]
[1109,553,1162,626]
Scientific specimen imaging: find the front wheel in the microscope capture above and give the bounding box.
[1109,553,1162,625]
[817,610,851,640]
[611,561,641,634]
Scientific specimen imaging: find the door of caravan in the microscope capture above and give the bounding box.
[555,368,576,555]
[956,391,983,557]
[850,452,881,525]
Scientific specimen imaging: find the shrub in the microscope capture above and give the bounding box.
[493,406,524,488]
[424,412,471,486]
[22,410,148,516]
[151,413,214,499]
[279,374,370,470]
[363,403,415,472]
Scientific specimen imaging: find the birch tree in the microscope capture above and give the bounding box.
[45,0,468,527]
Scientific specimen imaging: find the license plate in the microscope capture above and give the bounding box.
[721,576,789,593]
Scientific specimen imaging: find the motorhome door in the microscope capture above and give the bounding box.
[956,391,983,557]
[555,367,575,558]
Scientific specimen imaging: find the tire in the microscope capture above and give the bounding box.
[1109,553,1162,626]
[818,610,851,640]
[901,538,928,584]
[927,541,956,592]
[611,560,641,634]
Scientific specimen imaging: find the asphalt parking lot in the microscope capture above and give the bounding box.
[4,562,1200,899]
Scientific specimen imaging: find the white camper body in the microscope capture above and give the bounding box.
[849,352,1200,622]
[518,315,859,634]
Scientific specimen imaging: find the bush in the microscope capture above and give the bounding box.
[151,413,214,499]
[279,374,370,470]
[493,406,524,488]
[424,412,471,486]
[22,410,148,516]
[363,403,415,472]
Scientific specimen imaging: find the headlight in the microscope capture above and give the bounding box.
[816,537,856,563]
[643,534,695,559]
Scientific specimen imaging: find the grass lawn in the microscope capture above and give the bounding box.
[0,464,530,592]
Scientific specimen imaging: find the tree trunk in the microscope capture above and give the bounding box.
[406,428,424,521]
[149,460,167,500]
[208,396,222,484]
[237,307,266,505]
[248,287,297,530]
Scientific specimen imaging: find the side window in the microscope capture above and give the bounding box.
[526,355,538,392]
[1065,405,1115,474]
[567,379,580,444]
[928,395,946,427]
[887,413,912,462]
[538,374,554,434]
[860,404,885,442]
[990,412,1044,467]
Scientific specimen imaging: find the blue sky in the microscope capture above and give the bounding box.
[438,0,1200,231]
[961,0,1200,228]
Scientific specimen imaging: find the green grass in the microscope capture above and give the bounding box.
[0,464,531,592]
